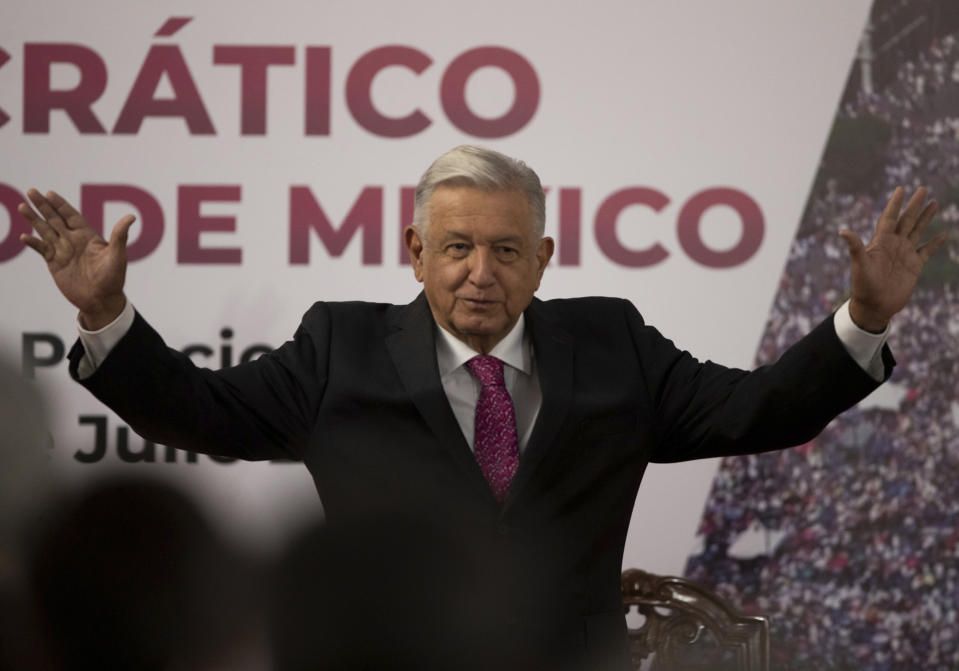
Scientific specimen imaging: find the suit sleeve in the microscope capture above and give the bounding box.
[623,300,895,463]
[68,304,332,461]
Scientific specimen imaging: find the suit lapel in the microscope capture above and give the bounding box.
[503,297,573,511]
[385,293,494,502]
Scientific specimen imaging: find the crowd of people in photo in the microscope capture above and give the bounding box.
[686,23,959,671]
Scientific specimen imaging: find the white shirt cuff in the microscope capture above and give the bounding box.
[76,301,136,379]
[833,299,888,382]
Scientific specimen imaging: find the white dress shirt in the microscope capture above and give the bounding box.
[434,314,541,452]
[76,299,888,453]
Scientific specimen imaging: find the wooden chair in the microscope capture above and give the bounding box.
[621,568,769,671]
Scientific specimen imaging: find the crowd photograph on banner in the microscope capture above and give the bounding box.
[1,0,958,669]
[689,1,959,669]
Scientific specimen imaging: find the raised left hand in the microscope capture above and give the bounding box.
[840,186,947,331]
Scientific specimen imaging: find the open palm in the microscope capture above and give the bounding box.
[19,189,135,328]
[840,186,946,331]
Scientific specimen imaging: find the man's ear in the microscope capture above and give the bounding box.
[405,226,425,282]
[535,236,555,284]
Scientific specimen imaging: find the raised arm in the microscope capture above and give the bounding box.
[840,186,947,332]
[20,189,318,461]
[18,189,135,329]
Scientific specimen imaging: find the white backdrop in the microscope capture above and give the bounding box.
[1,0,872,572]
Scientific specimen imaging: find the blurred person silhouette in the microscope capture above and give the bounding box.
[269,514,580,671]
[0,357,56,669]
[27,477,265,671]
[0,357,54,572]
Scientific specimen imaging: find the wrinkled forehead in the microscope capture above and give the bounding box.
[426,186,536,240]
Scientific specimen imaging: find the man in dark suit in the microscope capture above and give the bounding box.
[18,146,946,669]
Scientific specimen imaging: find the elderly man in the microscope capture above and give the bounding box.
[18,145,945,669]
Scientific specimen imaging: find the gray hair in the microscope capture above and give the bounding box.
[412,145,546,239]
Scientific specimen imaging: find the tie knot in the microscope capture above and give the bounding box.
[466,355,506,388]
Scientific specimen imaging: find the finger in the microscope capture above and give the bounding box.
[108,214,137,249]
[917,231,948,263]
[897,186,929,236]
[27,189,68,237]
[839,229,865,260]
[877,187,905,235]
[907,200,938,245]
[19,233,54,261]
[17,201,55,239]
[45,190,83,228]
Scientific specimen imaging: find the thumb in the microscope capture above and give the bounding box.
[108,214,137,249]
[839,229,864,260]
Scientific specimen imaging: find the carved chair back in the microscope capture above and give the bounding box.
[621,568,769,671]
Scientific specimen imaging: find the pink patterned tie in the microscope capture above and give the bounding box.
[466,355,519,503]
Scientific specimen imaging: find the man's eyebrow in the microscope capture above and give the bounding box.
[437,228,528,246]
[439,230,472,242]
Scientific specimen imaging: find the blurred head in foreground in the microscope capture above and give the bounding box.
[27,477,261,671]
[0,358,56,669]
[0,358,54,576]
[269,515,568,671]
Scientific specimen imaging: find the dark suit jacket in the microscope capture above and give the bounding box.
[69,293,890,669]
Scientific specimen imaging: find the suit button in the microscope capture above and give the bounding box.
[497,524,510,536]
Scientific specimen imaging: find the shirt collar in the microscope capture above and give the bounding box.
[435,314,532,378]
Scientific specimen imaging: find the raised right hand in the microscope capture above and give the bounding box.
[19,189,136,330]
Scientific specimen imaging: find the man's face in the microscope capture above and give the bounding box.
[405,186,554,354]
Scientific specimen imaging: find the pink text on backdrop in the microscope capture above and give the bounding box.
[2,182,764,268]
[12,19,539,138]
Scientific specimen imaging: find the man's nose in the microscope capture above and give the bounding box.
[468,248,495,286]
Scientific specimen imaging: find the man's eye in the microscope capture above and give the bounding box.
[496,246,518,258]
[447,243,469,256]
